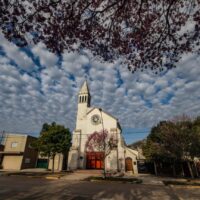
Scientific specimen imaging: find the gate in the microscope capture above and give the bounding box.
[86,152,104,169]
[36,159,48,169]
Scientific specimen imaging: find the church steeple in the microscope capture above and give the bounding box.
[78,80,91,106]
[76,80,91,123]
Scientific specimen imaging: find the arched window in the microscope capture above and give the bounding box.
[79,96,82,103]
[82,96,84,102]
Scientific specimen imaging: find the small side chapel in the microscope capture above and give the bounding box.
[68,81,138,173]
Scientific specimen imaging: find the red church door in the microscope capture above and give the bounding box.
[86,152,104,169]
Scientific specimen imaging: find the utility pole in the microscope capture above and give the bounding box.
[99,108,106,178]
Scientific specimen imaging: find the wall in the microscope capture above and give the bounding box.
[125,147,138,174]
[68,149,79,170]
[3,134,26,152]
[2,155,23,170]
[78,108,118,169]
[48,153,63,171]
[21,136,38,169]
[1,134,38,170]
[0,145,4,166]
[1,134,26,170]
[69,99,139,173]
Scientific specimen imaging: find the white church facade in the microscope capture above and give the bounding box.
[68,81,138,174]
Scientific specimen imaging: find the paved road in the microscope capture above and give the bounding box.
[0,176,199,200]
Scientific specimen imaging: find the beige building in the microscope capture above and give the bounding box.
[68,81,138,173]
[48,153,64,171]
[0,133,38,170]
[37,153,64,171]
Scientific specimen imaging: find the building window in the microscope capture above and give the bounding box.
[25,158,31,164]
[82,96,84,102]
[11,142,18,148]
[79,96,81,103]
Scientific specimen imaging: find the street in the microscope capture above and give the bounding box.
[0,176,199,200]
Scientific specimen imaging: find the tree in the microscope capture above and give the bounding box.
[128,139,146,150]
[85,129,118,178]
[33,122,71,173]
[142,118,200,178]
[191,117,200,176]
[1,0,200,73]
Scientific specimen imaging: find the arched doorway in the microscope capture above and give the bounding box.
[125,157,133,172]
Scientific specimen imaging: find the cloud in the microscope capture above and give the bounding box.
[32,42,58,67]
[0,33,34,71]
[0,35,200,143]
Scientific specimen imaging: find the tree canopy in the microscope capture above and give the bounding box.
[143,119,200,162]
[1,0,200,73]
[33,122,71,172]
[142,117,200,177]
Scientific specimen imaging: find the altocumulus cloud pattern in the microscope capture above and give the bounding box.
[0,33,200,143]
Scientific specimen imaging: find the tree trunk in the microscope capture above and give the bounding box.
[194,162,199,178]
[181,163,185,177]
[52,154,55,173]
[172,162,176,177]
[47,156,50,170]
[62,151,68,171]
[154,161,158,176]
[187,161,194,178]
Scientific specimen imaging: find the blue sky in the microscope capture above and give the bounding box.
[0,33,200,144]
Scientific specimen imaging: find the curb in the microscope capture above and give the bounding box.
[0,173,62,180]
[170,185,200,189]
[45,176,61,180]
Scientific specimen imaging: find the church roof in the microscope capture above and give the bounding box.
[79,80,90,94]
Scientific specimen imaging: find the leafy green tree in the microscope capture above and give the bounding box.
[143,118,200,178]
[33,122,71,173]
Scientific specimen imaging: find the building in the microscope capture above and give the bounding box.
[68,81,138,173]
[36,153,64,171]
[0,133,38,170]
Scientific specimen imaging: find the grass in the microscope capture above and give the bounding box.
[163,180,200,186]
[86,176,143,184]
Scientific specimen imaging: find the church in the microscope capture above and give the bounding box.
[68,81,138,174]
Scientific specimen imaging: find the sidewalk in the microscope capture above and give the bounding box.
[0,169,102,181]
[61,170,102,181]
[127,173,200,186]
[0,168,68,179]
[61,173,94,181]
[1,169,200,185]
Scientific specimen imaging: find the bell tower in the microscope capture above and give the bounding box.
[76,80,91,125]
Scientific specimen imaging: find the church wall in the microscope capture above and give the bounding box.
[72,107,134,171]
[67,149,79,170]
[125,147,138,174]
[86,109,117,134]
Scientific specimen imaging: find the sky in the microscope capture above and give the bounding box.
[0,33,200,144]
